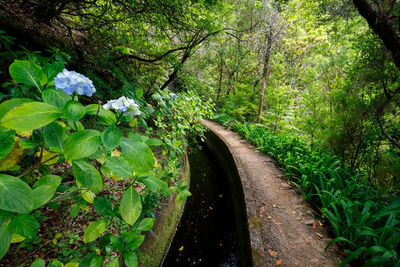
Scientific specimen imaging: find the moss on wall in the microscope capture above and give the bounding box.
[139,153,190,267]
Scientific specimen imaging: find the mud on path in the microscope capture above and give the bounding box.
[203,120,342,267]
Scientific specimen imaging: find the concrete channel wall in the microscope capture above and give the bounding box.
[139,153,190,267]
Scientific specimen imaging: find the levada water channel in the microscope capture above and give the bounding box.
[163,131,253,267]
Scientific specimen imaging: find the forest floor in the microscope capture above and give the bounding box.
[203,119,343,267]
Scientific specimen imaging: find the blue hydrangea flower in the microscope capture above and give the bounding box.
[54,69,96,96]
[103,96,141,116]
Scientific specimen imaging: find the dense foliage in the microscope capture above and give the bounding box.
[0,33,213,265]
[214,113,400,266]
[1,0,400,266]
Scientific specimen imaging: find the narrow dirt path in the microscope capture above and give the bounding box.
[203,120,342,267]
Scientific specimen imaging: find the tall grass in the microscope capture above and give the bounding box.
[212,114,400,266]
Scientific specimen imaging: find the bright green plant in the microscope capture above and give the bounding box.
[0,59,177,265]
[213,114,400,266]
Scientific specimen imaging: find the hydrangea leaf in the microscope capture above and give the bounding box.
[63,130,101,161]
[43,122,66,153]
[0,137,23,171]
[42,88,71,110]
[0,174,33,214]
[0,221,12,260]
[101,126,122,151]
[32,175,62,209]
[83,219,108,243]
[0,98,32,131]
[120,138,155,172]
[86,104,116,126]
[72,160,102,193]
[104,156,133,178]
[63,100,86,122]
[9,60,47,90]
[0,130,15,159]
[10,214,39,239]
[0,102,62,132]
[119,186,142,225]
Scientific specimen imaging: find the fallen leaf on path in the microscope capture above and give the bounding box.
[316,232,323,238]
[279,188,284,190]
[294,260,300,265]
[318,220,323,226]
[312,222,317,229]
[268,216,272,219]
[268,249,277,256]
[276,259,283,265]
[295,217,301,221]
[305,239,310,244]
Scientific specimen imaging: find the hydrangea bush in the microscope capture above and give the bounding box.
[0,59,193,265]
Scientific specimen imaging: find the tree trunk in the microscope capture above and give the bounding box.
[215,50,224,110]
[256,33,273,123]
[353,0,400,69]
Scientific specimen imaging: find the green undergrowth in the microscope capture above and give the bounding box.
[212,113,400,267]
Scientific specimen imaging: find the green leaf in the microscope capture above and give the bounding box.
[31,257,45,267]
[121,139,155,172]
[72,160,102,193]
[43,122,66,153]
[64,130,101,161]
[42,61,64,80]
[0,98,32,122]
[135,89,143,98]
[83,219,108,243]
[145,138,163,147]
[48,260,63,267]
[0,221,11,260]
[136,218,154,232]
[10,214,39,239]
[1,102,62,132]
[110,235,124,252]
[42,88,71,109]
[104,156,133,178]
[123,251,138,267]
[32,175,62,209]
[0,130,15,159]
[101,126,122,151]
[325,236,357,251]
[124,234,144,251]
[93,197,113,216]
[107,258,119,267]
[9,60,47,90]
[0,174,33,213]
[99,233,112,249]
[340,247,367,267]
[119,186,142,225]
[63,101,86,122]
[70,203,80,218]
[141,175,169,195]
[86,104,116,126]
[19,138,35,149]
[79,253,103,267]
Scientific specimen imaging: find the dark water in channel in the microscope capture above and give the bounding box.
[163,136,252,267]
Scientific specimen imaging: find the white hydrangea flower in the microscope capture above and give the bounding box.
[103,96,141,116]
